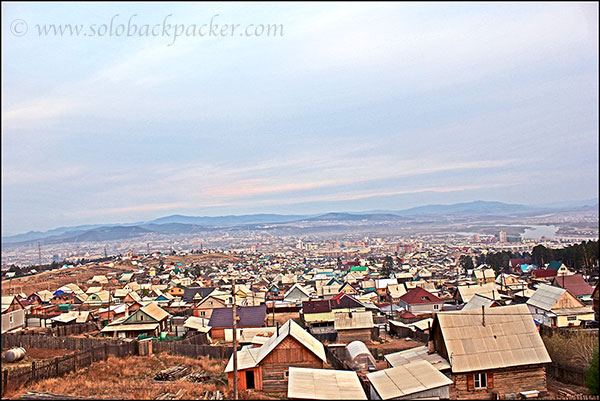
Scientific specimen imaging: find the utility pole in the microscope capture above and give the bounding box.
[232,278,238,400]
[38,242,42,266]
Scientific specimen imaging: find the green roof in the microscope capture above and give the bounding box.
[350,266,367,271]
[548,261,563,270]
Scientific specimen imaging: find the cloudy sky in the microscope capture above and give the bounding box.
[2,2,598,235]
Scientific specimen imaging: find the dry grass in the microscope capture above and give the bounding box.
[542,330,597,369]
[6,352,229,400]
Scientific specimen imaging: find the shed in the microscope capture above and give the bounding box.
[367,360,452,400]
[287,367,367,400]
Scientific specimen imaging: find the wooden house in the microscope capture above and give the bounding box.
[283,283,312,303]
[551,274,594,302]
[1,295,26,333]
[101,302,170,338]
[472,269,495,285]
[454,282,500,304]
[430,304,551,399]
[193,295,226,318]
[338,282,359,296]
[526,283,594,327]
[225,319,327,393]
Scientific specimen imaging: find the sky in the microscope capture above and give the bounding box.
[2,2,599,236]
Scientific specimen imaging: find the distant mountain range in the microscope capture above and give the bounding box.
[3,199,597,246]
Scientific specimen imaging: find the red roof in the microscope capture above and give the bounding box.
[399,287,442,305]
[553,274,594,297]
[531,269,557,278]
[399,310,416,319]
[510,258,532,269]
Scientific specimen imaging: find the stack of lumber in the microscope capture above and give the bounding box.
[154,366,188,381]
[19,392,88,400]
[202,390,223,400]
[186,370,210,382]
[154,389,184,400]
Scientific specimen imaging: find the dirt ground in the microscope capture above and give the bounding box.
[2,347,74,372]
[4,352,232,400]
[1,263,132,296]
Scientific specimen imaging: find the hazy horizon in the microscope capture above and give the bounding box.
[2,3,598,236]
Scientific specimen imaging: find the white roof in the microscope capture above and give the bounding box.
[183,316,211,332]
[435,304,551,373]
[456,282,500,303]
[367,360,452,399]
[526,283,566,311]
[334,311,374,330]
[288,367,366,400]
[385,345,450,370]
[225,319,326,372]
[462,294,497,311]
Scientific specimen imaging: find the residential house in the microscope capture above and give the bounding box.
[101,302,170,338]
[454,282,500,304]
[193,295,226,319]
[430,304,552,399]
[472,269,495,285]
[530,269,557,281]
[301,294,366,328]
[1,295,26,333]
[386,283,407,302]
[547,261,572,276]
[593,282,599,321]
[283,283,312,303]
[551,274,594,302]
[398,287,443,315]
[225,319,327,392]
[526,284,594,327]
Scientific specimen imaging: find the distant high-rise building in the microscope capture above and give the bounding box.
[498,231,507,243]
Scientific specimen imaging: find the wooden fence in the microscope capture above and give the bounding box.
[1,342,137,397]
[547,363,588,387]
[15,322,101,337]
[152,341,232,360]
[2,333,131,351]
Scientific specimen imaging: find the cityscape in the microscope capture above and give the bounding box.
[2,2,599,401]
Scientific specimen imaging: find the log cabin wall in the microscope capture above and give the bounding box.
[260,336,325,393]
[337,328,373,344]
[450,365,547,400]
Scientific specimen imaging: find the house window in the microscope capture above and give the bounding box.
[284,370,289,379]
[474,373,487,389]
[433,305,439,310]
[200,311,206,316]
[9,314,14,324]
[567,316,577,321]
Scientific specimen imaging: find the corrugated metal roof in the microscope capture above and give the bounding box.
[225,319,326,373]
[288,367,367,400]
[436,304,551,373]
[334,311,374,330]
[462,294,497,311]
[101,322,159,332]
[141,302,170,321]
[183,316,211,330]
[457,282,499,303]
[385,345,450,371]
[526,284,566,311]
[367,360,452,399]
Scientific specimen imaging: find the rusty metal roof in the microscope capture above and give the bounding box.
[436,304,551,373]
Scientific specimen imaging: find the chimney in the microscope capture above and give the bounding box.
[482,305,485,327]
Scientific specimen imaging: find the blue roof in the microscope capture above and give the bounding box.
[548,261,563,270]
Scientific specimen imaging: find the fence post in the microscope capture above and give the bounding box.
[2,369,8,397]
[55,357,59,376]
[31,361,36,381]
[104,343,108,360]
